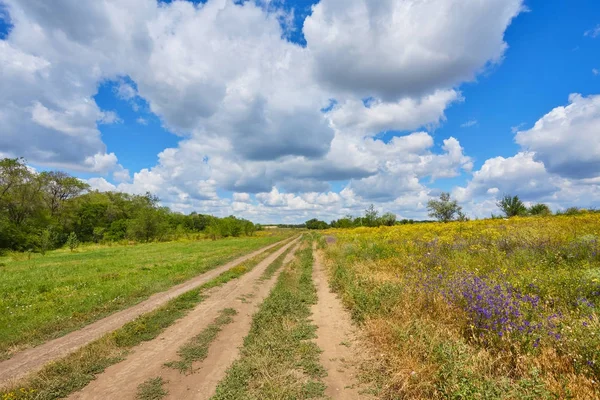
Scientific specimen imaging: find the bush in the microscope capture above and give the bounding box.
[528,203,552,216]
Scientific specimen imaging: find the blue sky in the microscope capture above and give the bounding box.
[1,0,599,223]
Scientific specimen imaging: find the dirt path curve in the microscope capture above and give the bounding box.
[0,237,293,387]
[68,238,300,400]
[311,244,370,400]
[162,242,301,400]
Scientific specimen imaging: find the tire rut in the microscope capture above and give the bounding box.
[162,242,301,400]
[311,243,371,399]
[67,239,300,400]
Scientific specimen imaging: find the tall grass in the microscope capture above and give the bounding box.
[325,214,600,399]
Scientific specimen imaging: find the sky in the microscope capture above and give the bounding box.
[0,0,599,223]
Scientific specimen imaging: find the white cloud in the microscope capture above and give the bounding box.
[98,110,122,124]
[84,152,119,173]
[593,68,599,76]
[116,80,138,100]
[585,24,600,38]
[87,177,117,192]
[515,93,600,179]
[329,90,461,136]
[304,0,524,100]
[232,193,251,203]
[461,119,478,128]
[136,117,148,125]
[11,0,593,223]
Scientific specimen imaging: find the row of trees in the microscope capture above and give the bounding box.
[306,205,399,230]
[426,192,578,223]
[308,192,583,230]
[0,158,260,253]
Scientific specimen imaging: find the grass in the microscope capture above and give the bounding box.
[211,240,326,400]
[259,244,295,281]
[324,214,600,399]
[0,233,292,359]
[165,308,237,373]
[0,241,291,400]
[136,377,168,400]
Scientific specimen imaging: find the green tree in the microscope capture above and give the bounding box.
[528,203,552,216]
[127,207,170,242]
[427,192,463,223]
[364,204,379,227]
[305,218,329,230]
[497,195,527,217]
[380,212,397,226]
[39,171,89,216]
[66,232,79,252]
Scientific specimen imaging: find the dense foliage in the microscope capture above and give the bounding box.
[0,158,260,253]
[325,214,600,399]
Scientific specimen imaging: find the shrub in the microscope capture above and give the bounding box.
[528,203,552,216]
[66,232,79,252]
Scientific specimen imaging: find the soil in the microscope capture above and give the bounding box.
[311,244,371,399]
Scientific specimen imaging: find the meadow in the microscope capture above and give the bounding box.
[0,232,291,360]
[323,214,600,399]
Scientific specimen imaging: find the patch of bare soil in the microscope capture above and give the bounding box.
[311,244,372,399]
[67,239,299,400]
[0,238,291,388]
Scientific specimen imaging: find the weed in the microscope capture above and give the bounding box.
[136,377,168,400]
[165,308,237,373]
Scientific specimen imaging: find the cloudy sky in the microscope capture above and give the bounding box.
[1,0,599,223]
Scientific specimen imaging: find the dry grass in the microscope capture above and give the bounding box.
[323,215,600,399]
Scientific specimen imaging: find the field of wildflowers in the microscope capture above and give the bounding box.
[324,214,600,399]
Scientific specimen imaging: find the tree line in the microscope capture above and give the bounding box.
[0,158,261,253]
[305,192,593,230]
[306,204,423,230]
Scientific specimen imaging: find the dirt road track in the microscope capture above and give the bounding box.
[162,242,301,400]
[311,244,370,399]
[68,238,299,400]
[0,237,293,388]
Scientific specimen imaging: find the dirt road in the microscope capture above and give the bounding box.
[68,239,299,400]
[0,237,293,388]
[311,244,369,399]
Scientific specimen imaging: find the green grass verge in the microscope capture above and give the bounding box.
[259,245,295,281]
[0,241,290,400]
[1,233,293,359]
[211,243,326,400]
[165,308,237,373]
[136,377,168,400]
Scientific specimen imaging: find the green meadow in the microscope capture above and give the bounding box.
[0,233,290,359]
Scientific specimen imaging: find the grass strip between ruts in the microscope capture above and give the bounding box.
[211,240,326,400]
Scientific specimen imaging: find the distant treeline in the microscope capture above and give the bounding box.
[0,158,261,253]
[305,193,598,230]
[306,205,408,230]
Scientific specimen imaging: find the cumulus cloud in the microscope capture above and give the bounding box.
[304,0,524,100]
[0,0,540,221]
[515,94,600,179]
[455,95,600,217]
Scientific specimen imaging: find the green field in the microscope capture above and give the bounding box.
[0,233,291,359]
